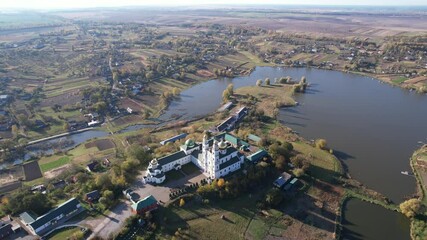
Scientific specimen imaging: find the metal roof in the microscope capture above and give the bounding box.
[29,198,82,231]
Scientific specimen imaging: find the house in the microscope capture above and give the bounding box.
[86,162,98,172]
[102,158,111,167]
[144,133,245,184]
[34,120,47,129]
[0,221,13,239]
[52,180,66,189]
[85,190,100,203]
[126,107,133,114]
[30,185,46,194]
[20,198,83,236]
[273,172,293,189]
[131,195,158,215]
[87,120,100,127]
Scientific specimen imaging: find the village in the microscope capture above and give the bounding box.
[0,6,426,240]
[0,102,304,240]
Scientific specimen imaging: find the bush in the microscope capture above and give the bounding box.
[315,139,328,149]
[400,199,421,218]
[265,188,283,207]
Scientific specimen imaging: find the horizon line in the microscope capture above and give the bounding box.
[1,3,427,11]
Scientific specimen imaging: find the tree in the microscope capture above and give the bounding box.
[179,198,185,207]
[275,155,287,171]
[217,178,225,188]
[265,78,270,86]
[315,139,328,150]
[127,144,151,164]
[172,87,180,96]
[222,89,231,102]
[11,125,18,139]
[2,190,52,216]
[265,188,283,207]
[256,79,262,86]
[301,76,307,83]
[94,102,107,113]
[400,199,422,218]
[63,122,70,131]
[95,173,112,190]
[100,190,115,208]
[293,168,305,177]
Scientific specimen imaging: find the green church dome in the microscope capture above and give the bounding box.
[185,139,195,147]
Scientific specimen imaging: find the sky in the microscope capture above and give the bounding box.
[0,0,425,9]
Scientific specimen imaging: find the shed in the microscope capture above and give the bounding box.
[247,149,268,163]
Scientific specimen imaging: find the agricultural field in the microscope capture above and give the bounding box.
[39,156,71,173]
[22,161,43,181]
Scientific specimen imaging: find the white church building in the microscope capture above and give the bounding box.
[144,133,247,184]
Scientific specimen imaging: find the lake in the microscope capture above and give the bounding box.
[162,66,426,239]
[16,66,425,238]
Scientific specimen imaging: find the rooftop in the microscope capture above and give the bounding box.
[29,198,82,230]
[219,155,242,170]
[247,149,268,162]
[157,151,188,166]
[132,195,157,211]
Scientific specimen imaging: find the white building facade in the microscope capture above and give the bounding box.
[144,134,245,184]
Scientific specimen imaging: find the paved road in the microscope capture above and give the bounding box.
[86,202,132,240]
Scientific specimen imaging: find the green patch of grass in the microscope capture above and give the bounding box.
[46,227,82,240]
[392,76,408,84]
[269,226,286,237]
[39,156,71,172]
[165,169,185,181]
[292,141,343,182]
[158,189,273,239]
[247,216,269,239]
[181,162,200,175]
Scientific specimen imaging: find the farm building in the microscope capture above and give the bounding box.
[131,195,158,215]
[20,198,84,236]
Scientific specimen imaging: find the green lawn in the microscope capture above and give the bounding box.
[165,169,185,181]
[181,162,200,175]
[39,156,71,172]
[392,76,408,84]
[157,190,278,239]
[292,141,343,182]
[46,227,82,240]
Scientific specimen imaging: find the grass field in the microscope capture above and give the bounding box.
[292,142,343,182]
[46,227,82,240]
[156,187,300,240]
[39,156,71,172]
[392,76,408,84]
[236,84,296,117]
